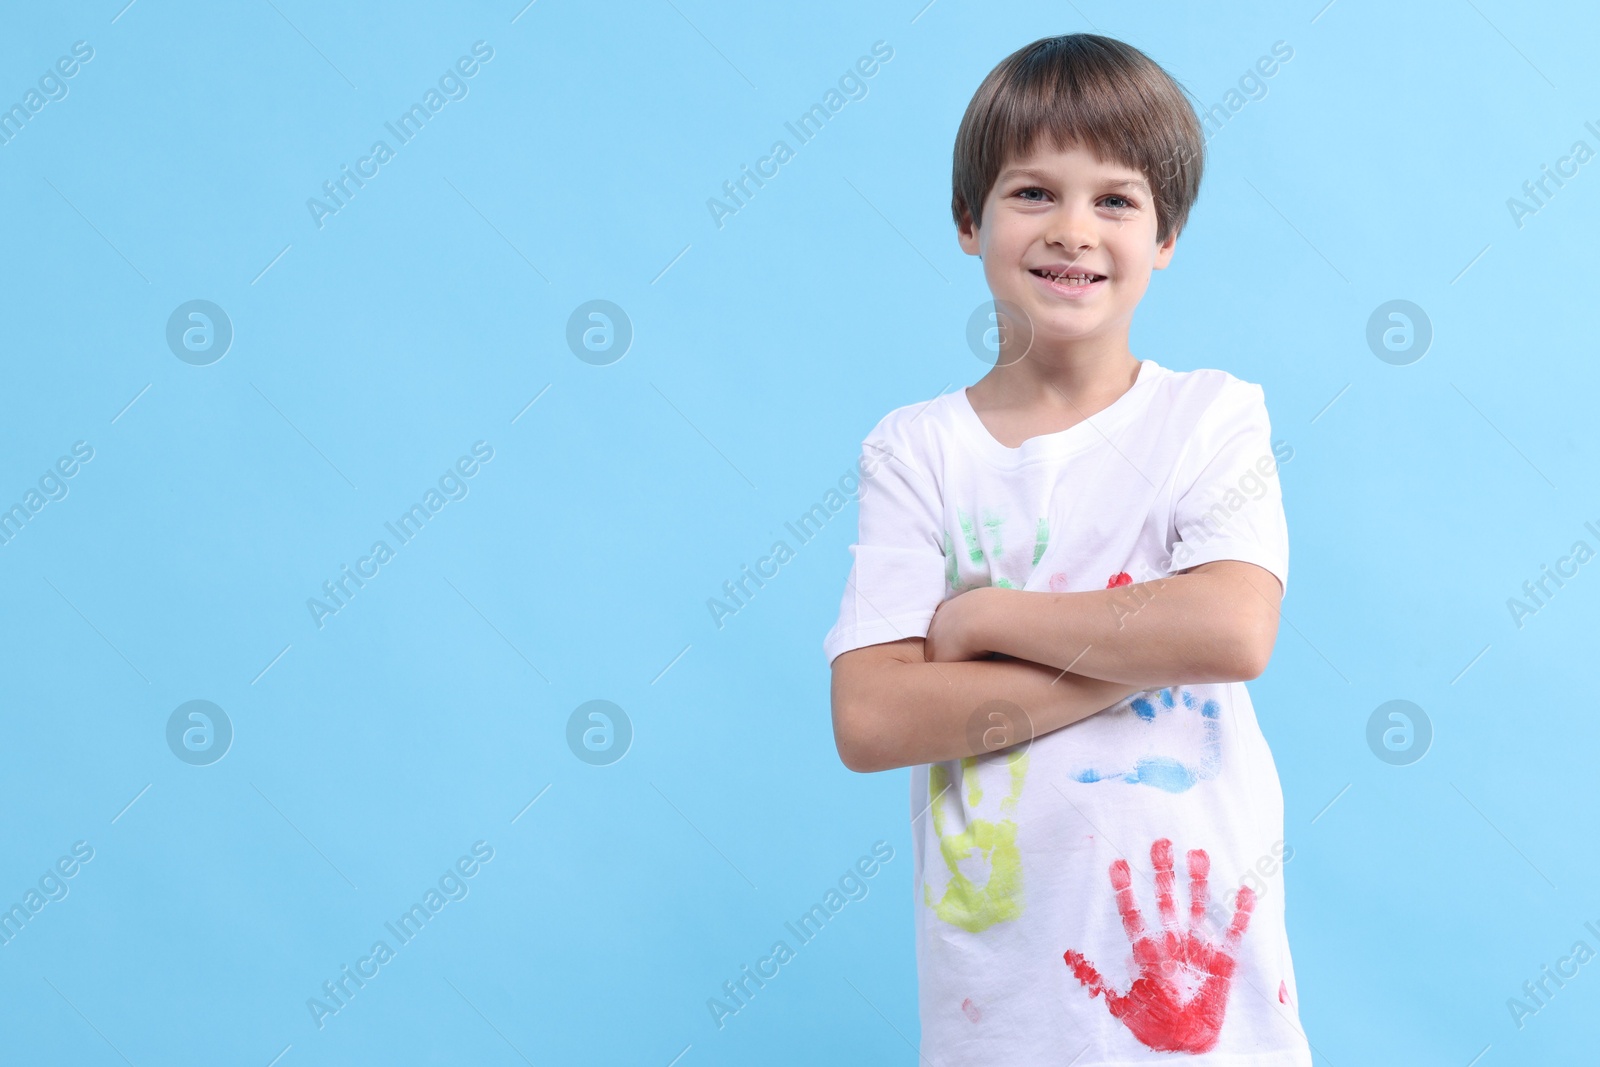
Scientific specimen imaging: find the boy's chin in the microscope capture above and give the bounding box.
[1027,316,1119,344]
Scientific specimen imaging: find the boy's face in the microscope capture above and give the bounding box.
[957,141,1177,349]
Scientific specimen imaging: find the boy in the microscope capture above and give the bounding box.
[824,34,1313,1065]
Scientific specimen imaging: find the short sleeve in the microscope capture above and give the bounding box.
[1163,380,1290,597]
[821,415,948,666]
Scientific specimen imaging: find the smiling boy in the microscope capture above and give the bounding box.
[824,35,1313,1064]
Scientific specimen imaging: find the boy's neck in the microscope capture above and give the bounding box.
[968,336,1141,414]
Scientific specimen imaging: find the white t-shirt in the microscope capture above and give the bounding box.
[823,359,1313,1065]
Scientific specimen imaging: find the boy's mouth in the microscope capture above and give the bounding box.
[1029,267,1107,289]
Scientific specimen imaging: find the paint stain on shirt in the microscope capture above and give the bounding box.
[1062,838,1256,1054]
[1068,687,1223,794]
[924,749,1029,932]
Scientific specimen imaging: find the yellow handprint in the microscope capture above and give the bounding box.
[924,747,1029,932]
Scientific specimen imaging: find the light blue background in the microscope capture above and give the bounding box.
[0,0,1595,1064]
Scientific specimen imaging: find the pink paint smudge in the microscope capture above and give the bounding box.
[961,997,982,1023]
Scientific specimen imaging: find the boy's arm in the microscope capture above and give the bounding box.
[925,559,1283,687]
[831,637,1146,773]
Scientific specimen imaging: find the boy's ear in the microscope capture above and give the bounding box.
[956,207,981,256]
[1152,229,1179,270]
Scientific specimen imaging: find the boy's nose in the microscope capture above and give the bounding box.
[1045,206,1099,253]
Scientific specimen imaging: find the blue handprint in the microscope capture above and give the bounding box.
[1067,687,1221,793]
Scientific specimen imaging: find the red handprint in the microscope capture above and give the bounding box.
[1062,838,1254,1054]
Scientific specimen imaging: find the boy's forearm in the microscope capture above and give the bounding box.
[968,566,1280,687]
[835,651,1144,773]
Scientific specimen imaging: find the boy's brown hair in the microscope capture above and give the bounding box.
[951,34,1205,246]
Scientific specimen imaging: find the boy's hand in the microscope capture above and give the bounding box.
[925,586,1002,662]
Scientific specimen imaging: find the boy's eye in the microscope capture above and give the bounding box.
[1013,187,1138,210]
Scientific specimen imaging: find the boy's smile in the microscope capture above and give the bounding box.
[958,142,1177,358]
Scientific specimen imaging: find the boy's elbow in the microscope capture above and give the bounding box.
[1187,561,1281,682]
[832,698,888,773]
[837,733,881,774]
[1231,614,1279,681]
[830,642,920,773]
[1232,643,1270,681]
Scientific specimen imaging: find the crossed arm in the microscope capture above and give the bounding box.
[830,560,1283,773]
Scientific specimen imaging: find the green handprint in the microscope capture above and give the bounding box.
[944,529,960,592]
[924,748,1030,932]
[956,506,998,564]
[946,508,1050,592]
